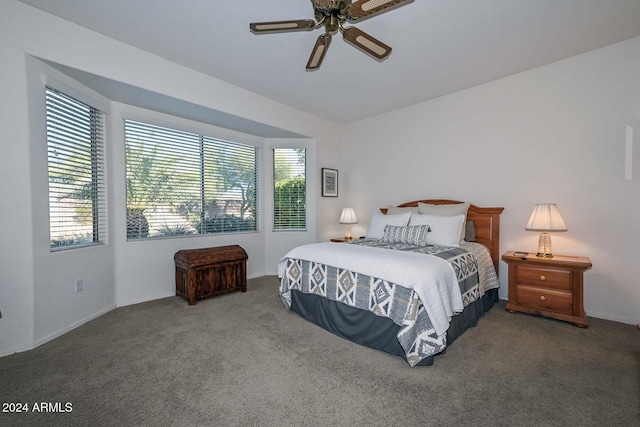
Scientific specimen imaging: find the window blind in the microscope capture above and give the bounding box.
[273,148,306,231]
[201,135,258,234]
[124,120,258,239]
[46,86,106,250]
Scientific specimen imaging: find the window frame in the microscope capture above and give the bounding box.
[122,114,262,241]
[46,84,108,251]
[273,147,307,232]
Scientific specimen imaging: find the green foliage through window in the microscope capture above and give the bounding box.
[46,87,106,250]
[125,120,258,239]
[274,148,306,230]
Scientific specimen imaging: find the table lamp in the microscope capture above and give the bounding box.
[339,207,358,241]
[525,203,567,258]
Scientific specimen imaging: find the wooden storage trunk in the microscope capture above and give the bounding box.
[175,245,248,305]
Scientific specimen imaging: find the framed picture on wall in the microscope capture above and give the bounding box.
[321,168,338,197]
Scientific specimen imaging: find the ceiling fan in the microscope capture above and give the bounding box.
[250,0,414,70]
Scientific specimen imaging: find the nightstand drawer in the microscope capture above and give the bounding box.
[517,285,572,313]
[516,266,571,291]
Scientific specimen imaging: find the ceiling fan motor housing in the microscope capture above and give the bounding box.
[314,0,351,33]
[313,0,351,13]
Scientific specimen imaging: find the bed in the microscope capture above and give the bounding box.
[278,199,504,366]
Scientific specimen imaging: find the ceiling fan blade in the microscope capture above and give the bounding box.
[250,19,315,33]
[306,33,332,70]
[348,0,413,21]
[342,27,391,60]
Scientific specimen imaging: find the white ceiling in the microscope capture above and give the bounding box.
[17,0,640,124]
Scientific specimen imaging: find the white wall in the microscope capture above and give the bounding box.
[341,37,640,324]
[0,0,341,355]
[27,58,117,346]
[0,30,36,355]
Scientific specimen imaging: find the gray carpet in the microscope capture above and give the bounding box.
[0,276,638,426]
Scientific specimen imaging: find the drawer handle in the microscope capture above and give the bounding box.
[539,275,546,281]
[539,295,547,301]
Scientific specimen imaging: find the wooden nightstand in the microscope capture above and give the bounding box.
[330,238,351,242]
[502,251,592,328]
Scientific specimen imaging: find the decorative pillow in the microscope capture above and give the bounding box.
[386,205,420,215]
[381,224,429,246]
[366,210,412,239]
[417,202,470,241]
[410,214,465,247]
[464,220,476,242]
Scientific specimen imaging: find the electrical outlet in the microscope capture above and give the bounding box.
[75,279,83,293]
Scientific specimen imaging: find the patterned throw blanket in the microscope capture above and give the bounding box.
[280,239,485,366]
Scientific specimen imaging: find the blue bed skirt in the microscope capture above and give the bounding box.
[289,288,499,366]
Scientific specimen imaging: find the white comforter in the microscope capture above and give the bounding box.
[278,242,463,336]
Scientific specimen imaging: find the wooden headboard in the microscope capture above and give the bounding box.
[381,199,504,275]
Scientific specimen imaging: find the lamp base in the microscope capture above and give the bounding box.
[344,225,353,242]
[536,231,553,258]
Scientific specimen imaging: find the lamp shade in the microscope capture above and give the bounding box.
[339,207,358,224]
[525,204,567,232]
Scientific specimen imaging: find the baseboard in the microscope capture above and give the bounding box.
[498,297,636,325]
[0,342,35,358]
[0,305,117,358]
[31,305,116,349]
[118,291,177,307]
[117,273,270,307]
[584,310,637,325]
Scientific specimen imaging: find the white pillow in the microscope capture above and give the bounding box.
[366,210,412,239]
[417,202,470,216]
[409,214,465,247]
[417,202,470,241]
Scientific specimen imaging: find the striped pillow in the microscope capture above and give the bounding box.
[381,224,429,246]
